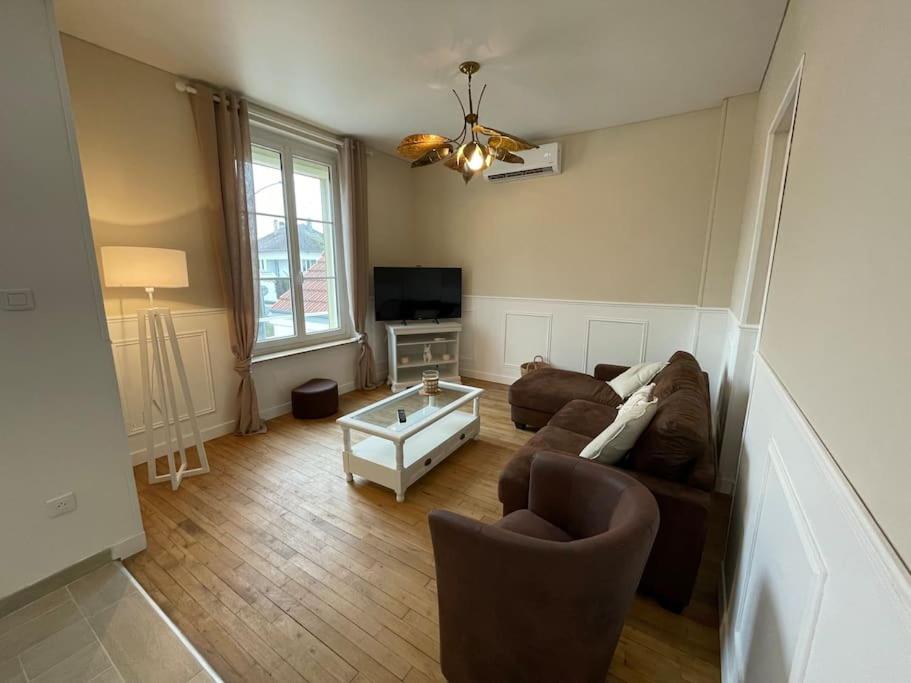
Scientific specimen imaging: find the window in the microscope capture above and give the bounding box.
[249,127,349,353]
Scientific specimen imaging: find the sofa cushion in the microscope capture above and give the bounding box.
[580,385,658,465]
[652,352,708,401]
[494,509,573,542]
[625,388,709,482]
[607,361,667,399]
[525,425,592,456]
[509,368,622,417]
[548,400,619,439]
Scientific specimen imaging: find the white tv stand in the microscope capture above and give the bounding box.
[385,321,462,392]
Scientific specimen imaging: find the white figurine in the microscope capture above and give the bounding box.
[423,344,433,362]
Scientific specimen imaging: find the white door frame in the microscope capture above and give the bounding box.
[724,52,806,563]
[742,54,806,344]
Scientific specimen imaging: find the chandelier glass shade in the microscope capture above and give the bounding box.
[396,62,538,184]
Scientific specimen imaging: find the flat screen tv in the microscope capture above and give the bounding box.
[374,267,462,322]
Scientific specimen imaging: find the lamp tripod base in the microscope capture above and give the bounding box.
[137,306,209,490]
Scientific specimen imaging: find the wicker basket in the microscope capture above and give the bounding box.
[520,355,551,376]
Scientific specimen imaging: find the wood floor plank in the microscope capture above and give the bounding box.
[124,378,723,682]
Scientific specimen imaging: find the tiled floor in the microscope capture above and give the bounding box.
[0,563,216,683]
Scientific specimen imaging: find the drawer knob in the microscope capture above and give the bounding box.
[459,433,466,440]
[424,457,432,467]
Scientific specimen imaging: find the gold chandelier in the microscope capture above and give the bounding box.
[396,61,538,184]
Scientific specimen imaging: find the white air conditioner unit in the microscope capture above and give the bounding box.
[483,142,561,183]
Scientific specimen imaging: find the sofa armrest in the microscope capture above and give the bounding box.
[622,468,712,610]
[593,363,629,381]
[499,449,576,514]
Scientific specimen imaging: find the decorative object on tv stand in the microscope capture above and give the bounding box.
[423,344,433,362]
[396,61,539,184]
[421,370,440,396]
[101,246,209,490]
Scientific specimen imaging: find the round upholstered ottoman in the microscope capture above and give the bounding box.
[291,378,339,419]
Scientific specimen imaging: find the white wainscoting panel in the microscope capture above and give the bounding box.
[109,307,375,464]
[721,355,911,682]
[459,295,730,415]
[692,308,733,412]
[107,308,239,463]
[717,315,759,493]
[110,329,216,436]
[583,318,648,373]
[503,311,553,368]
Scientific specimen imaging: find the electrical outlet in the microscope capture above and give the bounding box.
[46,492,76,518]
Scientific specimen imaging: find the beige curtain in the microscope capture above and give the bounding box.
[190,85,266,434]
[340,138,378,390]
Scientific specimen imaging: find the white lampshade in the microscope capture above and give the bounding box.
[101,246,189,289]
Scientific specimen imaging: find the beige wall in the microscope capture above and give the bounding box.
[411,108,726,304]
[366,149,417,270]
[732,0,911,560]
[701,93,757,307]
[61,35,224,316]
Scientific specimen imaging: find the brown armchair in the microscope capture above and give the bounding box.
[429,453,659,683]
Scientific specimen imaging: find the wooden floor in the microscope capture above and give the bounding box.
[125,379,728,682]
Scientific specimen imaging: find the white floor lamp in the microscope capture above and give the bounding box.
[101,246,209,490]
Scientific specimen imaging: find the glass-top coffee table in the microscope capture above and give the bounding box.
[337,382,484,502]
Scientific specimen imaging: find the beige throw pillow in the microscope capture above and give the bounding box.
[607,361,667,399]
[579,384,658,464]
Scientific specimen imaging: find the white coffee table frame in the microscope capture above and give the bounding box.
[337,381,483,502]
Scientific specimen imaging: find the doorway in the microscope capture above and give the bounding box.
[743,56,804,333]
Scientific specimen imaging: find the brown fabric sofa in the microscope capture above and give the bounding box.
[501,351,715,611]
[430,453,659,683]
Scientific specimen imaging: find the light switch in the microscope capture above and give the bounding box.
[0,289,35,311]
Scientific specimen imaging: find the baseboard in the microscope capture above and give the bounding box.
[110,531,147,560]
[259,381,357,421]
[260,401,292,421]
[461,368,518,386]
[0,550,111,617]
[129,380,357,464]
[129,419,236,465]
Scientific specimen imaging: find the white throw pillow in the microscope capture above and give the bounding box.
[607,361,667,399]
[580,384,658,464]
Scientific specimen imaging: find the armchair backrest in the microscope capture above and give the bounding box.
[528,453,658,541]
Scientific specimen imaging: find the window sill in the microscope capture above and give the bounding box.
[252,336,360,364]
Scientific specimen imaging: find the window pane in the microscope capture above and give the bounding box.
[297,220,335,278]
[255,215,292,276]
[252,145,295,343]
[297,216,339,333]
[251,145,286,217]
[257,277,295,341]
[293,156,332,223]
[301,276,340,334]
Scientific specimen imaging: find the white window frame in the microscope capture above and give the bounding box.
[249,125,351,355]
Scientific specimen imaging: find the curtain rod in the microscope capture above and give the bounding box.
[175,80,345,148]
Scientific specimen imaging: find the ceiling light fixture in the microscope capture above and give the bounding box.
[396,61,538,184]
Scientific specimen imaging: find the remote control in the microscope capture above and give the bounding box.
[397,409,406,424]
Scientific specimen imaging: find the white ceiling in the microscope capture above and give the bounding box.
[55,0,787,153]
